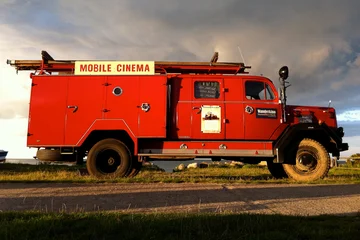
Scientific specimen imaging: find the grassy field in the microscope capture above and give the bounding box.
[0,211,359,240]
[0,161,360,184]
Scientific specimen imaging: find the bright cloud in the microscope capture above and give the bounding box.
[337,111,360,122]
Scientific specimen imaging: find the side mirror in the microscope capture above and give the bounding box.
[279,66,289,80]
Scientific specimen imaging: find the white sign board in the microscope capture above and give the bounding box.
[201,105,221,133]
[74,61,155,75]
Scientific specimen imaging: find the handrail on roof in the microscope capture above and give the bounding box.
[7,50,251,75]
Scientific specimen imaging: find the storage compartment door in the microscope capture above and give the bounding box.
[138,76,167,138]
[27,76,68,146]
[64,76,106,145]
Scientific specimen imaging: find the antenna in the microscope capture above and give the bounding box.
[324,100,332,113]
[328,100,332,108]
[237,46,246,65]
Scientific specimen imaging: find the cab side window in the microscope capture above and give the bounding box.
[245,81,275,100]
[194,81,220,99]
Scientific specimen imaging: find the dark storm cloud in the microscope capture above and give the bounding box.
[1,0,360,118]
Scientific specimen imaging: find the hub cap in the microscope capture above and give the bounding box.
[295,150,318,173]
[96,149,121,174]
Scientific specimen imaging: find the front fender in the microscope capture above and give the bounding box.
[273,123,348,163]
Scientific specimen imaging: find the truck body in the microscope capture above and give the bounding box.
[8,51,348,181]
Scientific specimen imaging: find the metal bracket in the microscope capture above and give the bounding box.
[245,105,254,114]
[192,106,202,114]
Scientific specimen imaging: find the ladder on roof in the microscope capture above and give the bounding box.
[6,51,251,75]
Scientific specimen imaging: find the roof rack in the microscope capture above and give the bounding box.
[7,51,251,75]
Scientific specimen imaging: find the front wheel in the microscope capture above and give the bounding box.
[283,138,330,181]
[86,138,132,178]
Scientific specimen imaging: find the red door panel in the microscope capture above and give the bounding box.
[191,78,225,139]
[64,76,106,145]
[171,77,192,139]
[138,76,167,138]
[243,79,282,140]
[175,103,192,138]
[223,77,245,139]
[27,76,68,146]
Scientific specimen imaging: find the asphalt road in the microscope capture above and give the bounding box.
[1,183,359,216]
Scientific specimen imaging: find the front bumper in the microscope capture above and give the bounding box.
[339,143,349,152]
[335,127,348,151]
[335,127,345,138]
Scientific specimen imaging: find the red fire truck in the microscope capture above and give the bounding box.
[7,51,348,181]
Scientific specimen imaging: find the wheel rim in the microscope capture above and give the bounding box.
[95,148,121,174]
[293,150,318,174]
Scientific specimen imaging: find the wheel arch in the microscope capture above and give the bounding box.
[274,123,339,163]
[80,130,136,156]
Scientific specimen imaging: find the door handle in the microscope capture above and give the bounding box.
[67,105,78,113]
[137,103,150,112]
[192,106,202,114]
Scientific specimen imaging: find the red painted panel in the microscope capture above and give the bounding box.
[191,77,225,139]
[138,76,167,137]
[64,76,106,145]
[223,77,244,139]
[269,124,289,140]
[171,77,192,139]
[242,78,283,140]
[286,105,338,128]
[27,76,67,146]
[104,76,139,137]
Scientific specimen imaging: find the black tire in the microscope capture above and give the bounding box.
[36,149,62,161]
[283,138,330,181]
[86,138,132,178]
[267,159,288,179]
[127,160,142,178]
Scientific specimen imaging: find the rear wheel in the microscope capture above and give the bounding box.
[36,149,84,164]
[86,138,132,178]
[36,149,62,161]
[267,159,288,179]
[283,138,330,181]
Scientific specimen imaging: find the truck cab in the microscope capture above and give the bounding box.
[169,75,282,141]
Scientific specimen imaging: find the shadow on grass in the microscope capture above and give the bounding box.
[0,163,83,173]
[1,163,359,185]
[1,183,359,213]
[182,174,275,181]
[0,211,359,240]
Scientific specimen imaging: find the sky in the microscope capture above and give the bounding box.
[0,0,359,159]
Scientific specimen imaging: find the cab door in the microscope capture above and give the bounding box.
[191,78,225,139]
[243,79,282,140]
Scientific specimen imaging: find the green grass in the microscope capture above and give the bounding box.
[0,211,359,240]
[1,162,360,184]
